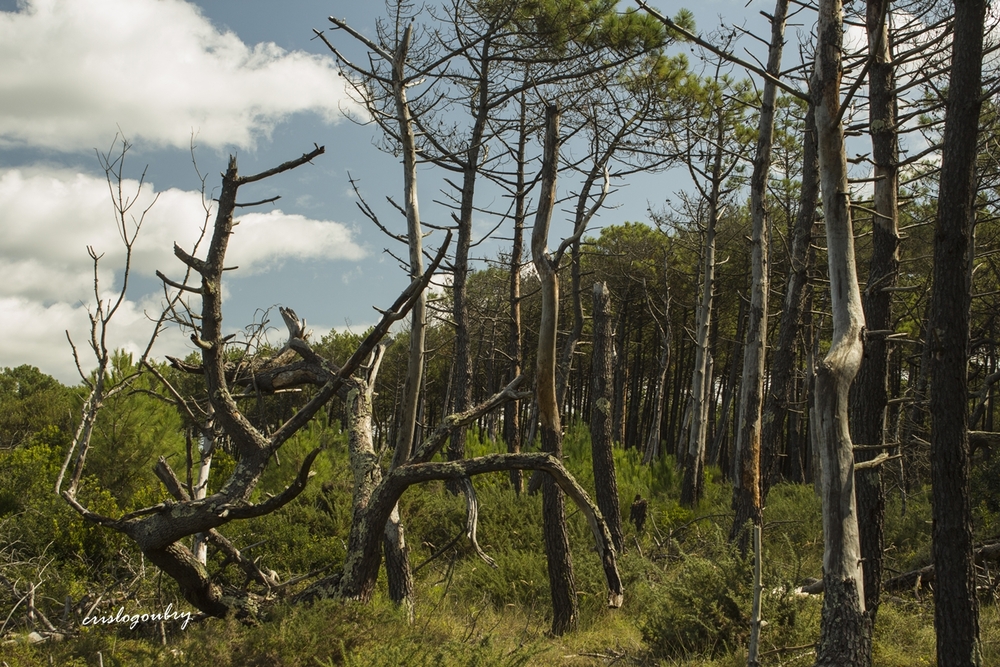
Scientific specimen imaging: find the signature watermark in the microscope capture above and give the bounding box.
[82,603,192,630]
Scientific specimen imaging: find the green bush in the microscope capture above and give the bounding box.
[641,552,751,659]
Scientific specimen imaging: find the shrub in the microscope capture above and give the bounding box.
[641,552,751,659]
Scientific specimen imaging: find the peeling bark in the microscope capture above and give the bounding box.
[847,0,898,629]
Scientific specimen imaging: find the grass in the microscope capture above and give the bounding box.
[3,423,998,666]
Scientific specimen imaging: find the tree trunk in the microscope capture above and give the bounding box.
[448,37,493,469]
[928,0,986,663]
[681,118,723,507]
[761,101,819,499]
[192,404,215,564]
[812,0,871,661]
[730,0,787,549]
[591,282,625,553]
[643,318,670,464]
[612,311,631,449]
[504,93,528,495]
[531,104,578,636]
[338,350,388,602]
[847,0,898,631]
[710,296,747,467]
[385,24,420,612]
[382,505,413,618]
[555,162,609,412]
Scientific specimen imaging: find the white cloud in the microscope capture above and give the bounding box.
[228,211,366,274]
[0,167,366,302]
[0,0,360,151]
[0,166,366,381]
[0,294,194,385]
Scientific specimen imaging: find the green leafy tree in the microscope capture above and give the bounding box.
[0,365,75,450]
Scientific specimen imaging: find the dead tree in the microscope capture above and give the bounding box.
[847,0,899,629]
[58,143,626,625]
[664,55,748,479]
[812,0,872,661]
[680,102,726,507]
[57,146,437,617]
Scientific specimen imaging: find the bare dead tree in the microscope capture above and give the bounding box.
[56,135,178,502]
[811,0,872,661]
[58,139,626,625]
[56,144,440,617]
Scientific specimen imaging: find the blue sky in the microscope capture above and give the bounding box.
[0,0,785,383]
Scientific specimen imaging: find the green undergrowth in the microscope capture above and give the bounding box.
[4,423,998,666]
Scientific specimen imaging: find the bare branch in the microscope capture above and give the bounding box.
[237,145,325,185]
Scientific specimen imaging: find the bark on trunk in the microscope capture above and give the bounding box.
[382,505,413,618]
[761,101,819,498]
[710,297,747,467]
[681,119,723,507]
[812,0,871,661]
[504,91,529,494]
[144,542,229,618]
[591,282,625,553]
[390,24,425,473]
[730,0,787,549]
[385,24,420,611]
[531,104,579,636]
[847,0,898,630]
[192,405,216,564]
[928,0,986,663]
[447,37,494,468]
[338,350,386,602]
[643,320,670,464]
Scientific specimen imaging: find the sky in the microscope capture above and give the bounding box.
[0,0,790,384]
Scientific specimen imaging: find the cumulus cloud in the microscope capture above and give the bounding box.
[0,167,365,302]
[0,166,366,380]
[228,211,367,274]
[0,0,360,151]
[0,294,195,385]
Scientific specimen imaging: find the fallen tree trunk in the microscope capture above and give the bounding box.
[884,541,1000,593]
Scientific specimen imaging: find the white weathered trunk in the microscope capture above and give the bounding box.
[192,406,215,565]
[673,110,725,479]
[391,24,424,469]
[812,0,870,661]
[681,192,718,505]
[339,347,387,601]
